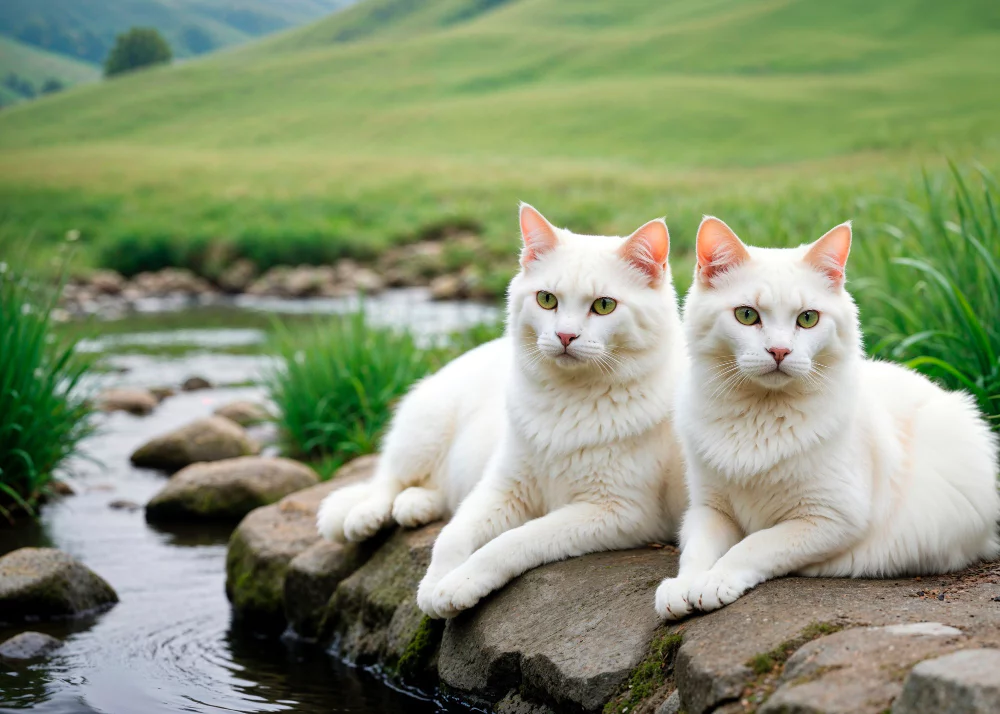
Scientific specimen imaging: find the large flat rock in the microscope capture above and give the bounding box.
[146,456,318,523]
[131,416,260,472]
[0,548,118,623]
[439,547,675,712]
[225,455,376,629]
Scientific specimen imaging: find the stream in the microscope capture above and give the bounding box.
[0,290,498,714]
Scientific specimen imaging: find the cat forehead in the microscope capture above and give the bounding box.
[526,229,636,286]
[708,244,833,305]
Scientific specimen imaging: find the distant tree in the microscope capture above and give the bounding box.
[40,78,65,95]
[104,27,172,77]
[3,73,35,98]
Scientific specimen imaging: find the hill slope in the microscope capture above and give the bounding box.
[0,0,998,280]
[0,0,353,64]
[0,35,100,105]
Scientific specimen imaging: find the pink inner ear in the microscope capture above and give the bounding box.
[696,217,749,284]
[519,203,559,267]
[620,219,669,285]
[804,223,852,287]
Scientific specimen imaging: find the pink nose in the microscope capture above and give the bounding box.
[557,332,579,348]
[768,347,791,364]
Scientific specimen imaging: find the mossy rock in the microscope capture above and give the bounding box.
[131,416,259,473]
[146,456,318,523]
[213,401,272,427]
[320,523,443,678]
[0,548,118,623]
[225,455,377,630]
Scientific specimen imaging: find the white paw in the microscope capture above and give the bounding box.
[316,496,347,542]
[417,574,446,619]
[655,575,695,620]
[342,499,391,542]
[392,488,443,528]
[686,569,758,612]
[424,566,497,619]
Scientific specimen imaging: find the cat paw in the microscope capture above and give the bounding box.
[392,487,444,528]
[425,567,498,618]
[342,499,391,542]
[654,576,695,620]
[417,574,449,619]
[686,569,758,612]
[315,497,347,543]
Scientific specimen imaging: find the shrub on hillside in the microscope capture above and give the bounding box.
[104,27,172,77]
[0,242,95,520]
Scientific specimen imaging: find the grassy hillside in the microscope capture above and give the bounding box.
[0,36,100,106]
[0,0,352,64]
[0,0,997,286]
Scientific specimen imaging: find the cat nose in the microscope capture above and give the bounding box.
[768,347,791,364]
[557,332,579,348]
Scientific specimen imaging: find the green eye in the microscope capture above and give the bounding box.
[734,306,760,326]
[797,310,819,328]
[536,291,558,310]
[591,297,617,315]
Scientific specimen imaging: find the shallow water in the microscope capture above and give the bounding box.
[0,294,491,714]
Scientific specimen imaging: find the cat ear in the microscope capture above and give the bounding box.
[619,218,670,285]
[696,216,750,285]
[519,203,560,268]
[804,222,852,288]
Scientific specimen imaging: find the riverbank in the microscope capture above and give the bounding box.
[228,456,1000,714]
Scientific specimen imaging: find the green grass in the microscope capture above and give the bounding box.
[267,312,497,471]
[0,0,997,283]
[0,238,94,521]
[854,168,1000,428]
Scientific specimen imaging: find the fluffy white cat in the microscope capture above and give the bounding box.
[656,216,1000,620]
[404,204,689,619]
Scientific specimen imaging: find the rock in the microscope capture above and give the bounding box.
[0,548,118,623]
[109,499,142,511]
[149,386,176,401]
[131,268,213,296]
[429,274,467,301]
[225,455,376,628]
[50,480,75,496]
[439,548,674,712]
[130,416,259,472]
[96,388,159,416]
[352,267,384,294]
[213,401,271,427]
[320,524,443,676]
[181,376,213,391]
[759,623,966,714]
[285,539,376,637]
[893,649,1000,714]
[218,259,257,293]
[89,270,125,295]
[0,632,63,661]
[146,456,318,523]
[656,690,681,714]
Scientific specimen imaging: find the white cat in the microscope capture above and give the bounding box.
[407,204,688,619]
[656,216,1000,620]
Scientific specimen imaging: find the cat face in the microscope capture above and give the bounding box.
[683,217,861,392]
[507,204,677,380]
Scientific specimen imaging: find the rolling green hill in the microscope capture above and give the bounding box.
[0,0,998,285]
[0,35,100,105]
[0,0,353,64]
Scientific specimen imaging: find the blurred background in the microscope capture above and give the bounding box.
[1,1,998,713]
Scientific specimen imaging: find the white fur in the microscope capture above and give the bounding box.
[411,207,688,618]
[656,219,1000,620]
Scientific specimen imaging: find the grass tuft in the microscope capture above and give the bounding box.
[0,237,94,521]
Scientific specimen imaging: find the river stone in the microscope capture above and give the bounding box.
[225,455,376,628]
[146,456,318,523]
[285,538,377,638]
[438,547,674,712]
[213,401,272,427]
[759,623,968,714]
[181,376,213,391]
[893,648,1000,714]
[130,416,259,472]
[0,632,63,661]
[320,524,443,677]
[0,548,117,623]
[97,388,159,416]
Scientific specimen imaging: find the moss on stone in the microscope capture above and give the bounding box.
[602,629,683,714]
[395,615,445,679]
[225,528,288,628]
